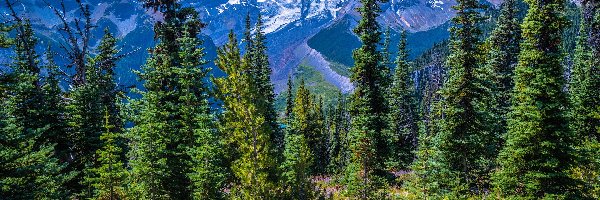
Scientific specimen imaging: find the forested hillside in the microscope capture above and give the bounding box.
[1,0,599,199]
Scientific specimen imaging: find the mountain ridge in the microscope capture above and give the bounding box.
[0,0,500,93]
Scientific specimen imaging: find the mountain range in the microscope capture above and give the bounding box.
[0,0,502,93]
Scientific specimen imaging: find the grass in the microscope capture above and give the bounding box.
[274,60,342,116]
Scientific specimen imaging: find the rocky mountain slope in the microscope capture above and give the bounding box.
[0,0,502,93]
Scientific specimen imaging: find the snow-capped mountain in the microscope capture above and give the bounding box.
[0,0,501,93]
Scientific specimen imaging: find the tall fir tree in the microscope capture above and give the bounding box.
[92,29,123,133]
[434,0,499,195]
[386,30,419,170]
[380,27,393,90]
[290,80,327,174]
[492,0,578,197]
[180,22,227,200]
[250,14,284,154]
[280,126,314,199]
[485,0,522,135]
[0,20,71,199]
[66,29,123,197]
[326,92,351,175]
[85,111,127,200]
[569,0,600,198]
[345,0,390,198]
[42,49,71,164]
[213,31,278,199]
[127,1,222,199]
[285,74,294,121]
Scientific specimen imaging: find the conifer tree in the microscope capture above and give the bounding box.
[250,14,283,153]
[485,0,522,133]
[285,74,294,121]
[327,92,350,174]
[86,111,127,200]
[92,29,123,132]
[213,31,278,199]
[0,20,70,199]
[312,95,327,174]
[345,0,390,198]
[569,0,599,197]
[280,128,314,199]
[492,0,578,197]
[434,0,499,195]
[128,1,221,199]
[406,122,445,199]
[66,29,122,197]
[290,80,327,174]
[386,30,419,170]
[42,49,70,163]
[180,22,227,200]
[380,27,393,90]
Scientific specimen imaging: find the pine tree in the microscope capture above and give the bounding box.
[92,29,123,132]
[285,74,294,121]
[213,31,278,199]
[569,0,600,198]
[345,0,390,198]
[66,29,122,197]
[406,122,445,199]
[180,22,227,200]
[380,27,393,90]
[290,80,326,175]
[280,129,314,199]
[386,30,419,170]
[249,14,283,154]
[0,20,70,199]
[485,0,522,135]
[327,92,350,175]
[492,0,578,197]
[128,1,220,199]
[85,111,127,200]
[42,49,70,164]
[433,0,499,195]
[312,95,327,175]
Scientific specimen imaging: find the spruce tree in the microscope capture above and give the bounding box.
[327,92,350,175]
[250,14,283,154]
[386,30,419,170]
[92,29,123,132]
[290,80,327,175]
[85,111,127,200]
[485,0,522,134]
[280,128,314,199]
[180,22,227,200]
[213,31,278,199]
[128,1,220,199]
[569,0,600,197]
[42,49,70,164]
[345,0,390,198]
[380,27,393,90]
[66,30,121,197]
[0,20,70,199]
[434,0,499,195]
[285,74,294,121]
[312,95,327,175]
[492,0,578,197]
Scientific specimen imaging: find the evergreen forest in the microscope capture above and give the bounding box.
[1,0,599,199]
